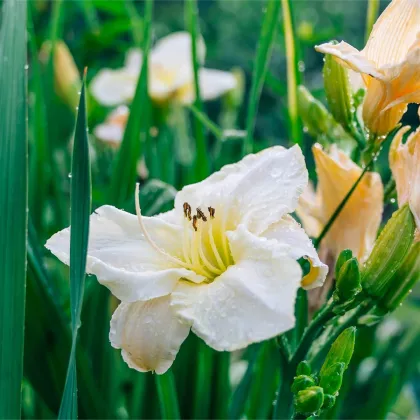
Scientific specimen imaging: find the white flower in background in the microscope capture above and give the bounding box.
[316,0,420,135]
[94,105,129,146]
[90,31,237,106]
[46,146,327,374]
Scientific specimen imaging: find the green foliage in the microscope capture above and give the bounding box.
[0,0,27,417]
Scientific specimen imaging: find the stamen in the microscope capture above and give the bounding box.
[196,207,207,222]
[182,217,192,264]
[197,223,222,275]
[208,206,215,219]
[208,221,227,271]
[135,184,194,270]
[192,215,198,232]
[183,202,192,220]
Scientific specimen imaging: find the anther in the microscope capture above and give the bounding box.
[196,207,207,222]
[192,215,198,231]
[208,207,215,219]
[183,202,192,220]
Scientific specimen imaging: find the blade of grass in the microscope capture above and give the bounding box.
[0,0,28,417]
[76,0,100,35]
[108,0,153,207]
[58,72,92,419]
[155,371,181,419]
[211,352,231,419]
[188,104,224,140]
[125,0,143,46]
[243,0,281,155]
[229,344,262,419]
[185,0,208,180]
[365,0,380,42]
[281,0,303,146]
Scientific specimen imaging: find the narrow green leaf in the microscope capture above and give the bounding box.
[58,74,92,419]
[108,0,153,207]
[281,0,303,146]
[155,371,181,419]
[188,104,224,140]
[125,0,143,46]
[0,0,28,417]
[211,352,231,419]
[185,0,208,180]
[243,0,281,155]
[365,0,380,42]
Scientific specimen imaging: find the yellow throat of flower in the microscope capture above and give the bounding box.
[135,184,233,282]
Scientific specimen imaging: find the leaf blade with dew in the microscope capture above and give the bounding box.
[185,0,209,181]
[243,0,281,155]
[281,0,303,146]
[0,0,28,416]
[108,0,153,207]
[58,72,92,419]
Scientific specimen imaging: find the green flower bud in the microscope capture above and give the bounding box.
[322,394,336,410]
[296,360,312,376]
[291,375,316,394]
[335,249,353,279]
[295,386,324,415]
[297,86,356,153]
[335,258,361,302]
[224,67,245,108]
[320,327,356,376]
[380,242,420,311]
[323,46,354,131]
[319,362,345,395]
[362,205,415,298]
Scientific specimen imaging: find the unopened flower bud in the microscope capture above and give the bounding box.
[335,249,353,279]
[291,375,316,394]
[323,47,354,132]
[319,362,345,395]
[224,67,245,109]
[295,386,324,415]
[335,258,361,302]
[320,327,355,375]
[322,394,336,410]
[380,242,420,311]
[362,205,415,298]
[40,40,81,110]
[296,360,312,376]
[297,86,355,153]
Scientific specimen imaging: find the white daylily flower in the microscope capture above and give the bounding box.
[46,146,327,374]
[90,31,237,106]
[94,105,129,146]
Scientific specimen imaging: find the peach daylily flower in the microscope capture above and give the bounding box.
[316,0,420,135]
[297,144,384,261]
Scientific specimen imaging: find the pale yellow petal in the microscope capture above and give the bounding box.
[311,144,384,261]
[363,0,420,68]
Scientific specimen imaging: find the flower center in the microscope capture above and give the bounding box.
[180,202,234,281]
[135,184,233,282]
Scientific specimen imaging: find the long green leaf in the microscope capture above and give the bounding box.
[58,74,91,419]
[108,0,153,207]
[155,371,181,419]
[243,0,281,155]
[365,0,380,42]
[0,0,28,417]
[281,0,303,146]
[185,0,208,181]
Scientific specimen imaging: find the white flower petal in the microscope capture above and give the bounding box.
[151,31,205,70]
[110,296,190,374]
[125,48,143,72]
[174,145,308,235]
[90,69,137,106]
[171,257,301,351]
[263,216,328,289]
[94,105,129,145]
[46,206,204,302]
[178,68,237,104]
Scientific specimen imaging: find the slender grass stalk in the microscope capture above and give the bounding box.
[125,0,143,46]
[77,0,100,34]
[365,0,380,42]
[108,0,153,207]
[212,352,231,419]
[0,0,28,416]
[155,371,181,419]
[58,73,91,419]
[185,0,208,180]
[281,0,303,146]
[188,104,224,140]
[243,0,281,155]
